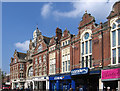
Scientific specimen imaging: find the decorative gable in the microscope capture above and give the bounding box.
[62,29,70,39]
[78,12,95,29]
[107,1,120,19]
[49,37,56,46]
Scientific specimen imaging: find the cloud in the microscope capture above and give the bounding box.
[41,0,117,22]
[41,3,52,18]
[53,1,116,19]
[14,40,30,52]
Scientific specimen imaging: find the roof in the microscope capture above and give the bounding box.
[43,36,51,45]
[17,52,27,59]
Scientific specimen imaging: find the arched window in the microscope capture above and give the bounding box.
[38,44,42,52]
[28,66,33,77]
[116,19,120,24]
[81,31,92,68]
[112,23,116,29]
[111,18,120,64]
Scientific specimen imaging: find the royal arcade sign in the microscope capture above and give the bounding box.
[71,67,89,76]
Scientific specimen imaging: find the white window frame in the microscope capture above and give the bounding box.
[62,47,70,73]
[49,53,56,75]
[110,17,120,65]
[80,29,92,68]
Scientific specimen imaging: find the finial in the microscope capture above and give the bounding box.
[36,24,38,29]
[85,10,87,13]
[100,22,102,25]
[65,27,67,30]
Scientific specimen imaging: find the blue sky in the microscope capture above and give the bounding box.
[2,0,117,73]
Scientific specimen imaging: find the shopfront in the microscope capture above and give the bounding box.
[71,67,100,91]
[49,73,71,91]
[101,68,120,91]
[32,76,49,90]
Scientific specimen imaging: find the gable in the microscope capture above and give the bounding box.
[62,29,71,39]
[49,37,56,46]
[78,13,95,29]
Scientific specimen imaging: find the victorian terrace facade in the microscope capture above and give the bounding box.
[10,50,27,89]
[10,1,120,91]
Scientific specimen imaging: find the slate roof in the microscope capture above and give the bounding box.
[17,52,27,60]
[43,36,51,45]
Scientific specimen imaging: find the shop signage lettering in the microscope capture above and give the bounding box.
[49,75,71,80]
[54,76,63,80]
[71,67,88,75]
[102,68,120,80]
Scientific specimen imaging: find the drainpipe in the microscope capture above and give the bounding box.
[101,30,104,68]
[59,46,60,73]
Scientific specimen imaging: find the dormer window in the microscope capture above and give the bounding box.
[38,44,42,52]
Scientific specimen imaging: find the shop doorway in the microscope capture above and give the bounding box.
[43,81,46,90]
[103,81,118,91]
[30,82,33,89]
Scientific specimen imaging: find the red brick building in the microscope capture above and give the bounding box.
[10,1,120,91]
[10,50,27,89]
